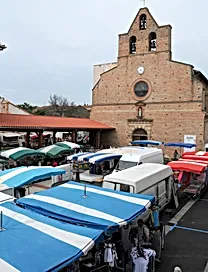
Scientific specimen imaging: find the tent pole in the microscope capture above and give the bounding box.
[83,184,87,198]
[0,211,2,230]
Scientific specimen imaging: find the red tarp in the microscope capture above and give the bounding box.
[182,155,208,161]
[182,151,208,159]
[179,159,208,166]
[168,161,206,174]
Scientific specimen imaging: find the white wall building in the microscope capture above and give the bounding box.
[0,98,30,115]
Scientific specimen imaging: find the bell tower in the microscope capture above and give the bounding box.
[118,8,172,58]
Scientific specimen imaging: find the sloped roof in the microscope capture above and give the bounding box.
[0,113,114,130]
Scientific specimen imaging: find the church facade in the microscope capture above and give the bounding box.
[90,8,208,150]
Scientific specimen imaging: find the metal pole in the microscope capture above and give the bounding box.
[83,184,88,198]
[84,185,86,197]
[0,211,3,230]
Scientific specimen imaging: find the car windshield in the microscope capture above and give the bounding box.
[115,160,137,171]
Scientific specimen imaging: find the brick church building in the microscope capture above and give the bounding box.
[90,8,208,150]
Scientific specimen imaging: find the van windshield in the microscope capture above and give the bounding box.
[103,181,134,193]
[115,160,137,171]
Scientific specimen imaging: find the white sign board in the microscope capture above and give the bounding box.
[184,135,196,153]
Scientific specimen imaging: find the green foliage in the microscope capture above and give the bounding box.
[17,102,37,113]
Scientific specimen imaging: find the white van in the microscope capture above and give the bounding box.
[103,163,173,221]
[0,132,21,147]
[114,148,164,172]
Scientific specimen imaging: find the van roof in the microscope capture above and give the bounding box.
[104,163,172,187]
[120,149,162,162]
[0,132,20,137]
[97,147,161,156]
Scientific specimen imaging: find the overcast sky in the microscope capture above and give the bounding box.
[0,0,206,106]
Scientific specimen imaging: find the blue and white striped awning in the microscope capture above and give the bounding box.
[67,152,91,161]
[17,181,155,233]
[77,153,110,162]
[77,152,97,161]
[0,202,103,272]
[0,166,66,188]
[88,154,122,164]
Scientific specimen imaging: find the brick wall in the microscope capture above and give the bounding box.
[91,8,207,155]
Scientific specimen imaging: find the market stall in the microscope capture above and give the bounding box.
[68,153,122,184]
[0,201,103,272]
[17,181,156,271]
[168,160,208,197]
[17,181,154,233]
[181,151,208,161]
[0,147,45,161]
[0,166,66,196]
[56,141,83,149]
[38,144,72,157]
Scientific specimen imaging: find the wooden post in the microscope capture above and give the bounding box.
[95,130,101,149]
[72,130,77,143]
[53,131,56,144]
[26,131,30,147]
[38,131,43,148]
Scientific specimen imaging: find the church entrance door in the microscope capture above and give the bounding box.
[132,128,148,141]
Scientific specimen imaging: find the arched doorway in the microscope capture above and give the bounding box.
[132,128,148,141]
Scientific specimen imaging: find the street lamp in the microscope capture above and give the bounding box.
[0,43,7,51]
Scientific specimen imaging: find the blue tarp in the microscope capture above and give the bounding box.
[0,166,66,188]
[164,142,196,148]
[131,140,163,146]
[0,202,103,272]
[17,181,155,234]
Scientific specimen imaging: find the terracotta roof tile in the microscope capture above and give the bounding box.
[0,114,114,130]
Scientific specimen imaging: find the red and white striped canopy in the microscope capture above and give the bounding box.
[168,160,207,174]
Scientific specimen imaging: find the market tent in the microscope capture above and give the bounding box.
[131,140,163,146]
[0,147,44,161]
[0,166,66,188]
[56,141,83,149]
[168,161,206,174]
[0,158,8,164]
[181,155,208,161]
[38,144,72,157]
[0,202,103,272]
[77,153,111,162]
[182,151,208,161]
[88,154,122,164]
[0,192,15,203]
[17,181,155,233]
[179,159,208,165]
[164,142,196,148]
[67,152,91,161]
[182,151,208,157]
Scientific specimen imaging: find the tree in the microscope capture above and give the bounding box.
[48,94,69,116]
[34,109,46,116]
[70,101,76,106]
[17,102,37,113]
[48,94,60,108]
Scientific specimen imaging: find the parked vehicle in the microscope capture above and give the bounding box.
[103,163,174,221]
[0,132,21,147]
[114,148,164,172]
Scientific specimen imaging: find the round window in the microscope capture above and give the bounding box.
[134,81,149,97]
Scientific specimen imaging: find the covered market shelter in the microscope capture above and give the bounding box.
[0,113,114,148]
